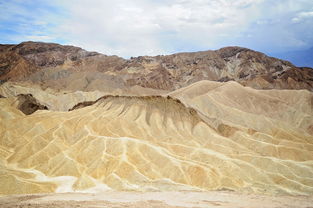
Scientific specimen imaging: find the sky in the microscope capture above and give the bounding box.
[0,0,313,58]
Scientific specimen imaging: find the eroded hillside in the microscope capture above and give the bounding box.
[0,81,312,195]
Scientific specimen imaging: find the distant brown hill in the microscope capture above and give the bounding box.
[0,41,312,91]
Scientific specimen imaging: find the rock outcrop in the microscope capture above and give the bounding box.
[16,94,48,115]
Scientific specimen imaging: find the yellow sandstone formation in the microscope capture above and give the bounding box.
[0,81,312,195]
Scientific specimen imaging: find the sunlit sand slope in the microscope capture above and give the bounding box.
[0,81,312,195]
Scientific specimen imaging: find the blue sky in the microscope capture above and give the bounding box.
[1,0,313,57]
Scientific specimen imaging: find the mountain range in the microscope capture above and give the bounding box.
[0,41,312,92]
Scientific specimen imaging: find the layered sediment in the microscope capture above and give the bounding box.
[0,81,312,195]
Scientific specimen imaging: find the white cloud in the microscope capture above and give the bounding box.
[0,0,66,44]
[292,11,313,23]
[2,0,313,56]
[54,0,265,57]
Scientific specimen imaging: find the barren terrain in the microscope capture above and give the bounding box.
[0,42,312,207]
[1,191,313,208]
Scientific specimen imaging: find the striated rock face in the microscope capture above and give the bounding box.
[0,42,312,91]
[0,82,167,111]
[0,81,312,195]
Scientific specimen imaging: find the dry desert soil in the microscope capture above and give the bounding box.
[0,191,313,208]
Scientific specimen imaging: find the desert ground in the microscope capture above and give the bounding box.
[1,191,313,208]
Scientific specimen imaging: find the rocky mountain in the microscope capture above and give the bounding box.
[0,41,312,91]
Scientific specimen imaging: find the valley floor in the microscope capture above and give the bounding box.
[0,191,312,208]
